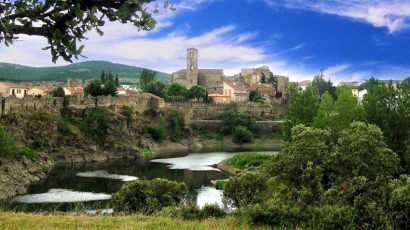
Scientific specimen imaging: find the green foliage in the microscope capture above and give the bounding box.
[221,111,258,135]
[259,73,267,83]
[0,1,174,62]
[187,85,206,101]
[144,81,166,98]
[267,72,278,87]
[362,78,410,172]
[140,69,157,92]
[142,149,154,158]
[223,172,267,208]
[167,109,185,141]
[388,175,410,229]
[111,179,188,215]
[84,79,117,97]
[215,180,226,190]
[164,204,227,220]
[311,71,336,98]
[328,122,400,184]
[248,91,264,103]
[223,153,272,170]
[0,124,38,161]
[52,87,65,97]
[282,85,319,140]
[147,115,167,141]
[121,106,133,128]
[310,205,357,230]
[163,83,189,102]
[232,126,253,143]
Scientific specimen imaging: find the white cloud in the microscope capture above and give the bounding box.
[263,0,410,33]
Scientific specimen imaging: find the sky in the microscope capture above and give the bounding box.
[1,0,410,83]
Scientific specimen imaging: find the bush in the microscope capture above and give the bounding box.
[111,178,188,215]
[164,204,226,220]
[221,111,258,135]
[223,172,267,208]
[0,124,38,160]
[388,175,410,229]
[310,205,357,230]
[243,199,306,227]
[167,109,184,141]
[147,115,166,141]
[232,126,253,143]
[223,153,272,170]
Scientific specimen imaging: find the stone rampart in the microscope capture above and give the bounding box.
[0,93,165,116]
[190,120,282,134]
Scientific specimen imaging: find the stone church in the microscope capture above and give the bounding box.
[171,48,224,90]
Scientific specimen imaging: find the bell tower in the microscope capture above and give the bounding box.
[186,48,198,88]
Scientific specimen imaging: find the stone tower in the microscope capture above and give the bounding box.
[186,48,198,88]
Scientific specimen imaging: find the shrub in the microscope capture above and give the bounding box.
[111,178,188,215]
[310,205,357,230]
[221,111,258,135]
[243,199,306,227]
[223,172,267,208]
[223,153,272,170]
[147,115,166,141]
[388,175,410,229]
[167,109,184,141]
[121,106,133,128]
[232,126,253,143]
[164,204,226,220]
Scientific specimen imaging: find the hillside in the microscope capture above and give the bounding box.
[0,61,171,83]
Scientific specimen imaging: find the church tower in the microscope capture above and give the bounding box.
[186,48,198,88]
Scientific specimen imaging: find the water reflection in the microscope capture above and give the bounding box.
[11,152,234,211]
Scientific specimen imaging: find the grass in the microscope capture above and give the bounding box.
[0,212,271,230]
[222,153,274,171]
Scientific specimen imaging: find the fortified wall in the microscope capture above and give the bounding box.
[0,94,286,127]
[0,93,165,116]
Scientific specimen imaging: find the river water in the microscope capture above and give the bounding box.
[9,152,238,212]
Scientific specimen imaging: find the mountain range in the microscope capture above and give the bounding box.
[0,61,171,83]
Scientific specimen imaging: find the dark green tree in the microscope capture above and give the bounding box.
[312,70,336,98]
[52,86,65,97]
[0,0,174,62]
[140,69,157,92]
[187,85,206,101]
[267,72,278,87]
[84,80,103,97]
[282,85,320,140]
[260,73,267,83]
[162,83,188,102]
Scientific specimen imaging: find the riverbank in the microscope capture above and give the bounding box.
[0,212,270,230]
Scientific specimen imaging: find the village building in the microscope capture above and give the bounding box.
[249,83,276,98]
[63,87,83,96]
[223,80,249,102]
[298,80,311,91]
[240,66,271,85]
[28,85,55,97]
[0,82,29,98]
[339,81,361,97]
[171,48,224,90]
[208,94,231,103]
[67,78,83,88]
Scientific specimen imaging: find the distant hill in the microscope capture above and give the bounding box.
[0,61,171,83]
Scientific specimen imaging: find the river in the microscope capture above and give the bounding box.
[8,152,239,212]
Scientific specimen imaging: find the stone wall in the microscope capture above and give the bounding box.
[166,100,287,124]
[0,93,164,116]
[190,120,282,134]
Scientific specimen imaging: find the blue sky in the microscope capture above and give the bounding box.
[0,0,409,83]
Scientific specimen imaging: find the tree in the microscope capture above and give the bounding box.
[0,1,174,62]
[282,85,320,140]
[312,92,334,129]
[249,91,264,103]
[115,74,120,87]
[260,73,267,83]
[187,85,206,101]
[52,86,65,97]
[102,80,118,96]
[163,83,188,102]
[84,80,102,97]
[362,78,410,172]
[267,72,278,87]
[140,69,157,92]
[328,122,400,184]
[312,70,336,98]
